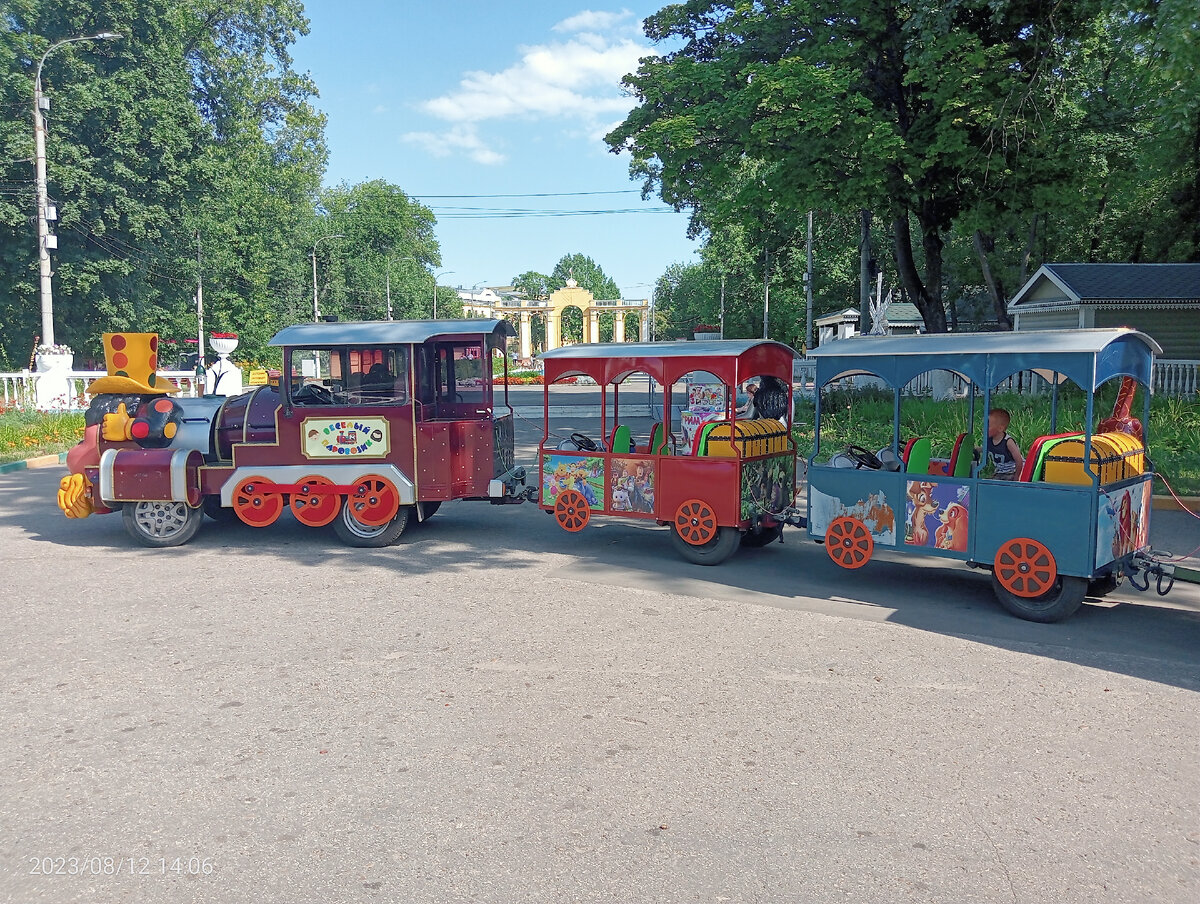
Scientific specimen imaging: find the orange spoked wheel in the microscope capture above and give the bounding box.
[289,475,340,527]
[674,499,718,546]
[232,476,283,528]
[346,475,401,527]
[825,515,873,569]
[554,489,591,532]
[993,538,1057,598]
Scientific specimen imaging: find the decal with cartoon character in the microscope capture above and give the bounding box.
[905,480,971,551]
[542,454,605,509]
[610,458,655,513]
[1096,481,1150,567]
[809,486,897,546]
[740,455,793,520]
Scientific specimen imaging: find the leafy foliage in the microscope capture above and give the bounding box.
[614,1,1198,338]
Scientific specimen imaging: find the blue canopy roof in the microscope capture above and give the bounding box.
[808,328,1161,391]
[270,319,514,347]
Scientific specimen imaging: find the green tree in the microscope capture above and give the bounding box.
[0,0,326,366]
[608,0,1110,333]
[314,179,442,322]
[511,270,551,300]
[550,253,620,299]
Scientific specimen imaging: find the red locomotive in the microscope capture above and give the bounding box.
[57,321,529,547]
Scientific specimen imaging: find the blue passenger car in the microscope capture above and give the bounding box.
[805,329,1171,621]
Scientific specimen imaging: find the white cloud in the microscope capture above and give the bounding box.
[552,9,635,33]
[372,104,388,114]
[404,10,653,164]
[400,124,506,166]
[421,36,646,124]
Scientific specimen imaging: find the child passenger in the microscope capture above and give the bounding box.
[986,408,1025,480]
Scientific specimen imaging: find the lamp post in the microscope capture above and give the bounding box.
[33,30,121,348]
[469,281,486,318]
[311,234,344,322]
[433,270,455,319]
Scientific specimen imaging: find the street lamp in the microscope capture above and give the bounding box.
[33,30,121,348]
[433,270,455,319]
[311,234,344,322]
[469,281,486,318]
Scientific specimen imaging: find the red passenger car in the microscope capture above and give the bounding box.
[537,340,798,564]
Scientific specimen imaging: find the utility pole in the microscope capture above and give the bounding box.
[311,234,344,322]
[195,231,205,374]
[762,246,770,340]
[385,258,392,321]
[804,209,814,354]
[859,209,872,336]
[32,31,121,348]
[719,274,725,339]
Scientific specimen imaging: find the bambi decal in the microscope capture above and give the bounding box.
[809,486,896,546]
[1096,480,1150,567]
[905,480,970,551]
[610,458,655,513]
[542,454,605,509]
[740,455,793,520]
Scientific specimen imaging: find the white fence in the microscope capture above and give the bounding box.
[0,370,204,411]
[793,358,1198,399]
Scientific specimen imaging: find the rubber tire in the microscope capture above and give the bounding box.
[416,500,442,523]
[202,495,238,524]
[670,524,741,565]
[122,500,204,548]
[333,501,410,548]
[1087,573,1119,597]
[991,571,1088,623]
[740,524,783,548]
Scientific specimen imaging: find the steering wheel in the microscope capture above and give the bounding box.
[570,432,599,452]
[295,384,334,405]
[845,445,884,470]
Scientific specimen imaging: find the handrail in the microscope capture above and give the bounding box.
[0,370,204,411]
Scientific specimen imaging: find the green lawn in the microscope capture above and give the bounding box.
[0,410,85,464]
[794,388,1200,495]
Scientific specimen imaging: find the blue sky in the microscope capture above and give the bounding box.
[290,2,698,300]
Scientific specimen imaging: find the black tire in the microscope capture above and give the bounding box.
[991,572,1088,623]
[670,525,741,565]
[332,501,410,548]
[202,495,238,524]
[416,501,442,522]
[740,524,783,548]
[122,500,204,548]
[1087,573,1119,597]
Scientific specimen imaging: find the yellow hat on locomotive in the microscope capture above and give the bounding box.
[87,332,179,395]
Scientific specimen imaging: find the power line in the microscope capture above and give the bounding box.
[413,190,641,199]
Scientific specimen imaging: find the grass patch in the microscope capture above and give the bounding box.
[795,388,1200,495]
[0,410,85,464]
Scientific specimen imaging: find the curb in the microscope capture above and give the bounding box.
[1152,494,1200,512]
[0,452,67,474]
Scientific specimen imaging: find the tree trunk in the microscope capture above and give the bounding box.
[893,213,947,333]
[973,230,1012,330]
[859,209,873,333]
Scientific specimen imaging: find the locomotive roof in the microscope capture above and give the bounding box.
[269,319,515,346]
[809,328,1162,391]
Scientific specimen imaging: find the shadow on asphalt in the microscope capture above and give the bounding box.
[5,424,1199,694]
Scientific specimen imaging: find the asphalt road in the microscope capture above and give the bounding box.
[1,428,1198,904]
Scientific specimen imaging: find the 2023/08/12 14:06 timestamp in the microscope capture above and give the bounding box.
[29,856,214,877]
